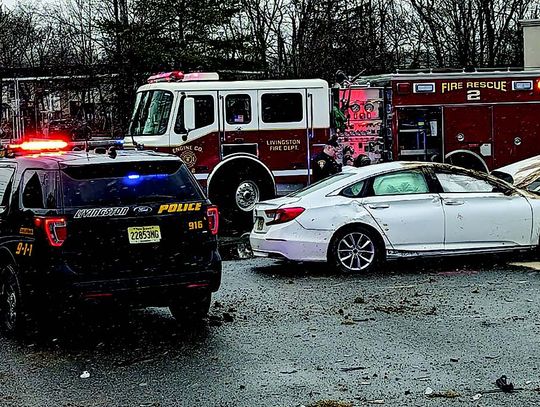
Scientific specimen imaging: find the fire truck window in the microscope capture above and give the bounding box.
[226,95,251,124]
[175,95,215,133]
[435,172,494,193]
[130,90,173,136]
[372,171,429,196]
[261,93,303,123]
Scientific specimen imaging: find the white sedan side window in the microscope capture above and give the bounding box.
[435,172,493,193]
[372,171,429,196]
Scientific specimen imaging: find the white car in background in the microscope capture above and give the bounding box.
[250,162,540,273]
[491,155,540,194]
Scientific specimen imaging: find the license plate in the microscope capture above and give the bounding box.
[256,217,265,231]
[127,225,161,244]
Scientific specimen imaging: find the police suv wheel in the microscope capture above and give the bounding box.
[330,227,381,273]
[169,293,211,324]
[0,265,24,336]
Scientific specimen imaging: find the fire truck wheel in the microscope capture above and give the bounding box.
[213,173,274,234]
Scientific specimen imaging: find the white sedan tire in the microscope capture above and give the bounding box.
[329,226,382,273]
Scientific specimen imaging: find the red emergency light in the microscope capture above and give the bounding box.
[396,82,412,95]
[11,140,69,151]
[147,71,185,83]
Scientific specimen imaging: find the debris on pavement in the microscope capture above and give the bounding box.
[340,366,367,372]
[79,371,90,379]
[424,387,433,396]
[472,393,482,401]
[426,390,460,398]
[280,369,298,374]
[495,375,515,393]
[354,296,366,304]
[366,400,384,404]
[307,400,353,407]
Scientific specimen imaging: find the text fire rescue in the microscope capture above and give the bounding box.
[441,80,507,93]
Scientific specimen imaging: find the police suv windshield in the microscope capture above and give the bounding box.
[61,161,202,207]
[129,90,173,136]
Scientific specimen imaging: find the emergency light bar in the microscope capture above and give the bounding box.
[12,140,69,151]
[147,71,220,84]
[0,139,69,158]
[147,71,185,83]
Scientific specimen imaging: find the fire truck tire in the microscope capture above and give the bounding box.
[212,170,275,235]
[445,150,489,173]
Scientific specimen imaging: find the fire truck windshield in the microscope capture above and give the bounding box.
[129,90,173,136]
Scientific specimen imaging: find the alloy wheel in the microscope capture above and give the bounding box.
[337,232,376,272]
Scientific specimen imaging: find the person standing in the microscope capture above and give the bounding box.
[312,138,342,183]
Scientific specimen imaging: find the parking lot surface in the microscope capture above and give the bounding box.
[0,254,539,406]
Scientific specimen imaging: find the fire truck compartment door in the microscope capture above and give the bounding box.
[434,170,533,249]
[171,91,218,145]
[218,90,259,156]
[444,106,493,166]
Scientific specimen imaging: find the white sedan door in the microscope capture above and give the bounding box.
[433,170,533,249]
[363,169,445,251]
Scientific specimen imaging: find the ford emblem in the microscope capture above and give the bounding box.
[133,206,152,214]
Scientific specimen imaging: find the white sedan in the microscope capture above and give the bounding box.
[250,162,540,273]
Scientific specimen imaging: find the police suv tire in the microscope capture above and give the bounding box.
[0,264,27,337]
[169,293,211,324]
[329,226,382,274]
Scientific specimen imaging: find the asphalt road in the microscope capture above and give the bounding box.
[1,253,540,407]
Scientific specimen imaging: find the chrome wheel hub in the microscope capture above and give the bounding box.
[235,181,260,212]
[337,232,375,272]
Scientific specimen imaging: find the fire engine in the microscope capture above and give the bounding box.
[348,69,540,172]
[127,69,540,231]
[127,71,330,231]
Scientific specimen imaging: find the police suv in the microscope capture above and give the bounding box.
[0,140,221,336]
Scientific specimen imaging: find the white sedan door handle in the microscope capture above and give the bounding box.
[444,200,464,206]
[368,204,390,209]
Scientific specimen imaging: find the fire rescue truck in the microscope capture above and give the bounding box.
[127,71,330,231]
[127,69,540,231]
[348,69,540,172]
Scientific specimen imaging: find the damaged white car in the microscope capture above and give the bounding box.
[250,162,540,273]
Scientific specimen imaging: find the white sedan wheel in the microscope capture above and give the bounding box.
[336,231,376,272]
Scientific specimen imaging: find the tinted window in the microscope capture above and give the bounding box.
[261,93,303,123]
[341,180,365,198]
[61,161,202,207]
[175,95,215,133]
[288,172,354,197]
[0,167,14,207]
[21,170,58,209]
[226,94,251,124]
[435,172,494,193]
[372,171,429,196]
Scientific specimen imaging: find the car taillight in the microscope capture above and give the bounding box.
[266,207,305,225]
[34,217,67,247]
[207,205,219,235]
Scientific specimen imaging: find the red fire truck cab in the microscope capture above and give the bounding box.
[357,70,540,172]
[127,72,330,232]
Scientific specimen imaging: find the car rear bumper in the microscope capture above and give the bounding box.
[250,222,331,262]
[23,250,222,307]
